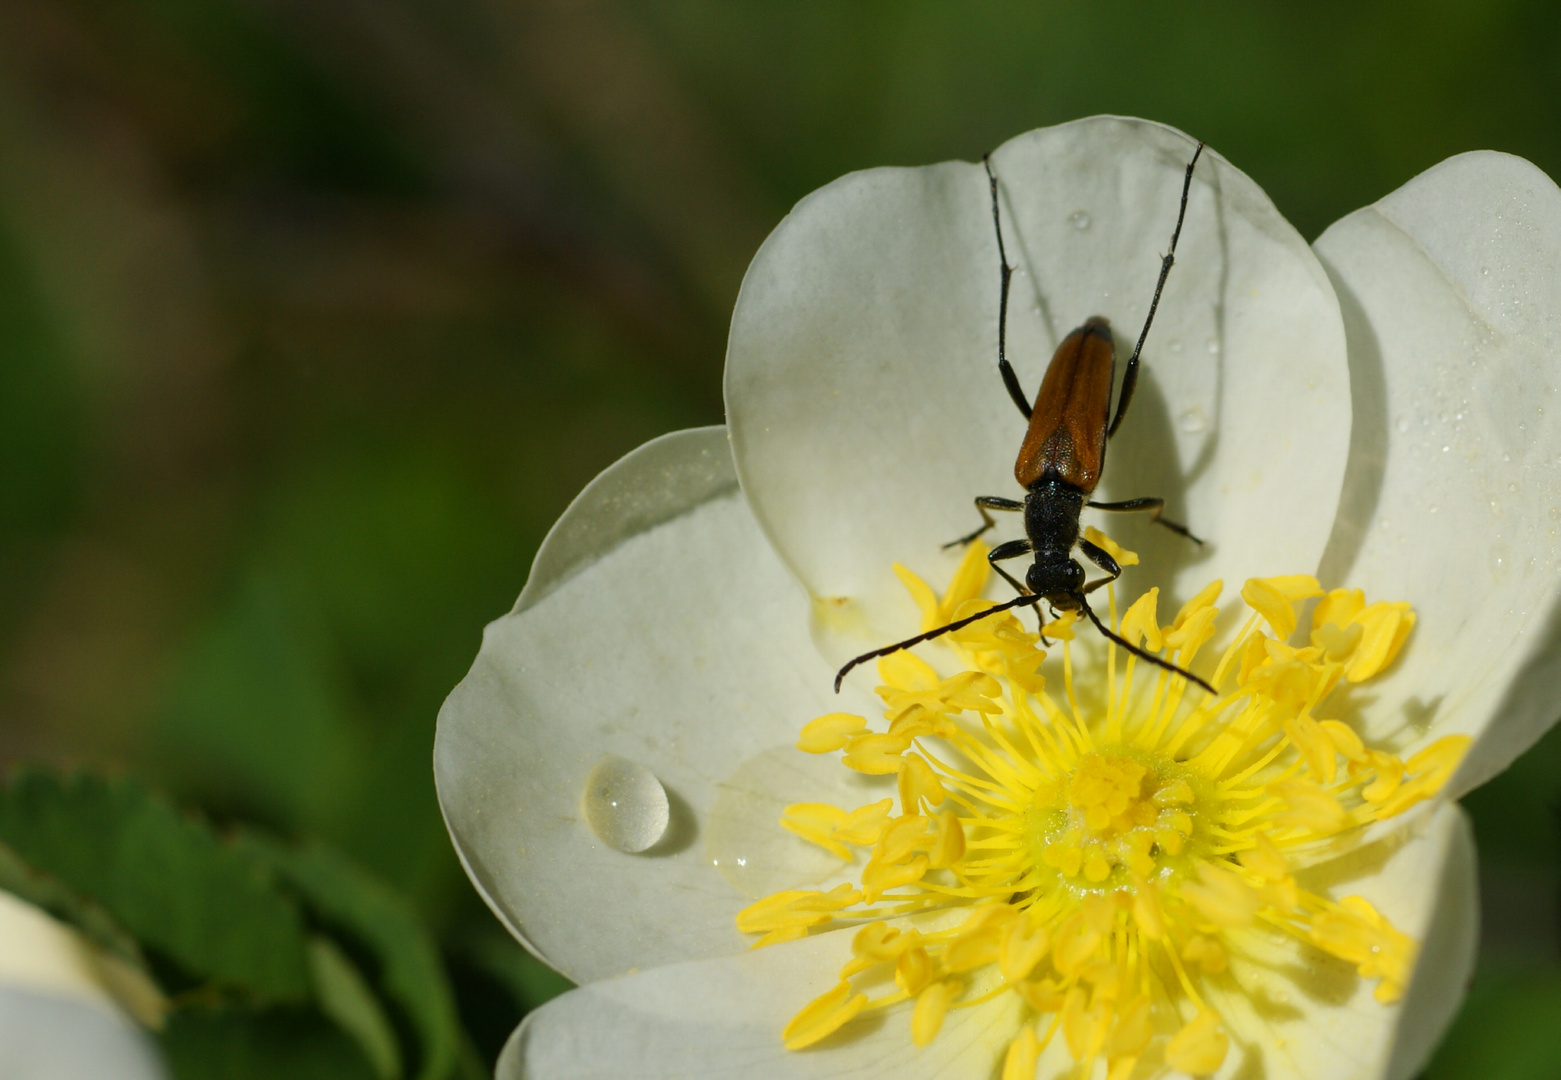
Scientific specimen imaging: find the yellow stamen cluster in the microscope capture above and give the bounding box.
[737,541,1469,1074]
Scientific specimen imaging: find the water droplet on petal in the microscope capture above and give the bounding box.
[582,755,670,853]
[1069,210,1091,231]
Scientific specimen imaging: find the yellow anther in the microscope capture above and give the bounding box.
[898,752,947,811]
[843,732,912,774]
[876,650,940,693]
[1312,587,1365,633]
[1083,852,1111,882]
[831,799,894,846]
[999,916,1052,983]
[926,810,965,869]
[1406,734,1471,792]
[1155,827,1187,856]
[911,980,958,1047]
[1309,895,1415,1003]
[1002,1026,1041,1080]
[1118,586,1163,651]
[796,712,868,753]
[1238,832,1291,883]
[782,981,868,1050]
[1015,977,1064,1014]
[1165,1009,1228,1075]
[892,561,940,631]
[850,921,911,963]
[1361,751,1405,804]
[1105,996,1153,1060]
[1083,526,1139,567]
[1312,619,1364,662]
[896,946,933,995]
[875,814,931,864]
[1052,911,1104,976]
[750,926,808,949]
[779,803,851,859]
[945,922,1005,974]
[1171,579,1223,630]
[1241,574,1322,639]
[1062,985,1111,1060]
[1131,876,1165,940]
[1182,933,1229,973]
[943,540,992,618]
[1318,719,1367,762]
[1163,603,1217,656]
[1153,779,1194,805]
[861,854,928,901]
[1236,630,1271,684]
[735,884,862,934]
[886,706,956,740]
[1181,862,1259,928]
[1286,713,1337,785]
[1271,777,1350,834]
[1346,601,1415,682]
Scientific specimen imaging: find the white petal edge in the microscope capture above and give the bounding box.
[1312,150,1561,794]
[495,805,1475,1080]
[727,115,1350,668]
[435,427,882,984]
[0,889,168,1080]
[0,990,167,1080]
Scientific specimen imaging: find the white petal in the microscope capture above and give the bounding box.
[497,923,1019,1080]
[727,115,1350,664]
[1312,151,1561,792]
[0,990,167,1080]
[436,427,880,984]
[1209,802,1475,1080]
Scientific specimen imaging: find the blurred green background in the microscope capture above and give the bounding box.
[5,0,1561,1075]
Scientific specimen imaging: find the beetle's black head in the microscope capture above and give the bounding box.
[1027,556,1084,607]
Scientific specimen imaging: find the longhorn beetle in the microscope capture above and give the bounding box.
[835,140,1213,694]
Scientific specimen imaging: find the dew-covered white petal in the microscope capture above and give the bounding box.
[1312,151,1561,793]
[727,116,1350,668]
[436,428,879,984]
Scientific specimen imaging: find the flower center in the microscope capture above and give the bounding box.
[737,538,1471,1077]
[1034,750,1197,886]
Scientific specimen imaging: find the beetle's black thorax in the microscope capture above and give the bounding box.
[1023,477,1085,559]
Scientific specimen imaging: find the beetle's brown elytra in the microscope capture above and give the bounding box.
[835,141,1212,694]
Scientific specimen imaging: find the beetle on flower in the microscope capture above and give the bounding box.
[436,117,1561,1079]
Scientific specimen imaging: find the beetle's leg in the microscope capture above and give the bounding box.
[984,155,1031,421]
[1087,496,1204,545]
[1079,538,1122,595]
[944,495,1025,548]
[1109,141,1204,439]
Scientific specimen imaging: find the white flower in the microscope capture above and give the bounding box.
[0,888,168,1079]
[435,117,1561,1079]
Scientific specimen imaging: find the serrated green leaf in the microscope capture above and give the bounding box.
[0,770,310,1001]
[0,837,145,969]
[242,835,458,1080]
[308,935,402,1080]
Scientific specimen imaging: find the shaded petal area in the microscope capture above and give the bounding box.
[1313,151,1561,790]
[727,116,1350,667]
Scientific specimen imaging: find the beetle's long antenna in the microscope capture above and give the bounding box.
[1076,592,1215,694]
[1109,140,1205,438]
[833,591,1041,693]
[985,155,1031,421]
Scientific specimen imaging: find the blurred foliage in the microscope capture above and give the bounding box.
[4,0,1561,1073]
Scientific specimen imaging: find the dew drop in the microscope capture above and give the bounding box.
[582,755,670,853]
[1490,542,1511,583]
[1178,406,1208,433]
[1069,210,1091,231]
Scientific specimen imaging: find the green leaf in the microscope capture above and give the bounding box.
[0,837,146,969]
[307,935,402,1080]
[0,770,310,1001]
[162,1006,378,1080]
[242,835,459,1080]
[1426,968,1561,1080]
